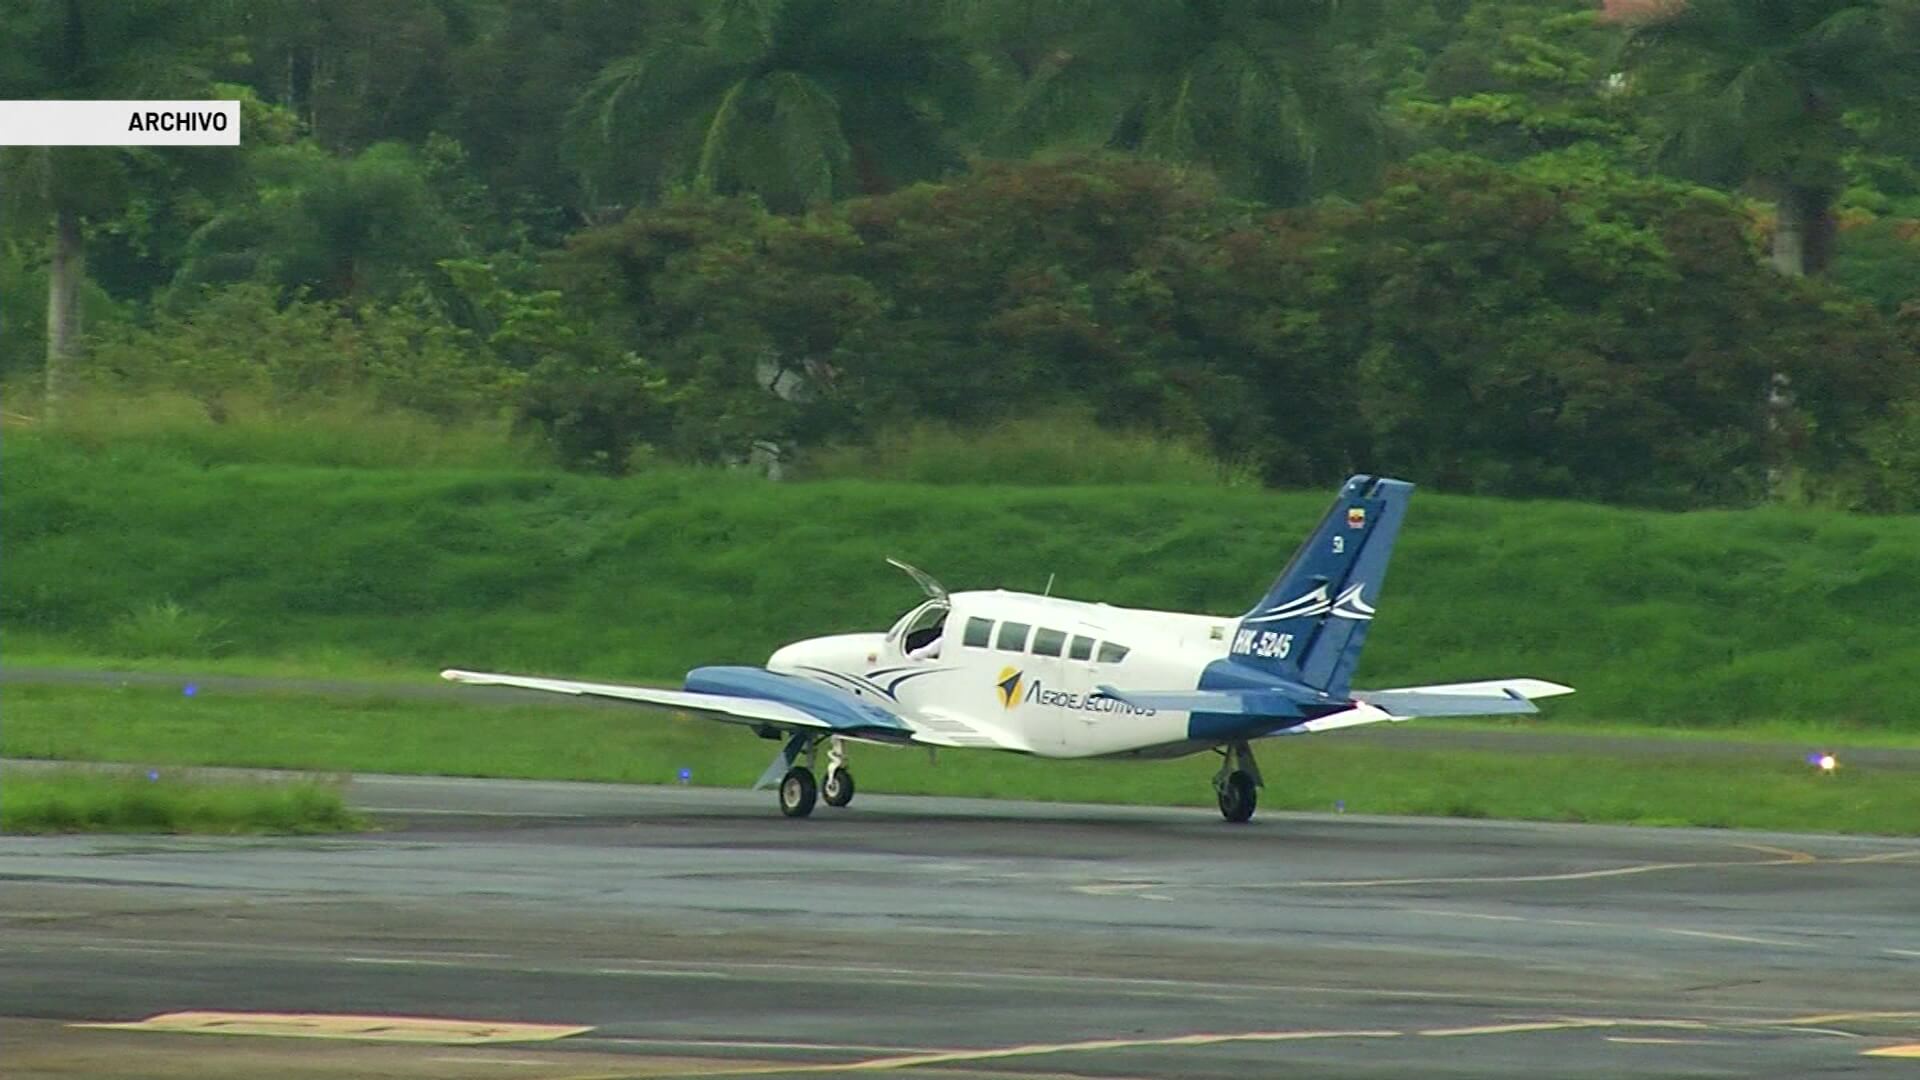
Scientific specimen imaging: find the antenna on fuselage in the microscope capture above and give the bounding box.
[1043,573,1055,597]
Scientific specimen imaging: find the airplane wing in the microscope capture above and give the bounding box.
[441,665,917,742]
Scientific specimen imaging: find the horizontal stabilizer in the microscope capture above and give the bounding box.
[1373,678,1574,700]
[1352,689,1538,717]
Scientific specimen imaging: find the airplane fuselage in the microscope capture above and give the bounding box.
[766,590,1332,760]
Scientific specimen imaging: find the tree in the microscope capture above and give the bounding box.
[168,141,467,307]
[228,0,470,151]
[1396,0,1648,165]
[1621,0,1920,276]
[0,0,240,415]
[444,0,668,239]
[1315,153,1914,503]
[979,0,1392,206]
[567,0,974,214]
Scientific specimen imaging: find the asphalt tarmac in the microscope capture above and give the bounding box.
[3,775,1917,1078]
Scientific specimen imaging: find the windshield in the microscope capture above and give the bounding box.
[888,599,950,652]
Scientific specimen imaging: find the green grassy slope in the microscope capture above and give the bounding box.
[8,434,1919,730]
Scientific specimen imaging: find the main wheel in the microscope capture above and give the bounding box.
[1217,770,1257,823]
[779,766,817,818]
[822,767,856,807]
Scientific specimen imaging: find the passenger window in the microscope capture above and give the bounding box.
[1069,635,1094,661]
[963,617,993,648]
[997,622,1031,651]
[1032,628,1065,656]
[1096,642,1130,664]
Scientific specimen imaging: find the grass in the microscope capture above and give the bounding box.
[802,411,1260,487]
[6,684,1916,835]
[8,431,1920,733]
[4,386,547,471]
[1,765,364,835]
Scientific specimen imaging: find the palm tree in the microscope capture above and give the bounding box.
[569,0,975,213]
[0,0,238,417]
[975,0,1391,206]
[1621,0,1920,276]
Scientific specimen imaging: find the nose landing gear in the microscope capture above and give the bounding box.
[822,737,856,807]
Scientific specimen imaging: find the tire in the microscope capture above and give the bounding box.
[779,766,817,818]
[822,767,855,808]
[1218,770,1257,823]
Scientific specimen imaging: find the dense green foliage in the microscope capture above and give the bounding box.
[9,432,1920,732]
[5,0,1920,509]
[10,684,1917,833]
[0,765,361,834]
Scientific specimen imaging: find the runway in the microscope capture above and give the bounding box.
[3,775,1917,1078]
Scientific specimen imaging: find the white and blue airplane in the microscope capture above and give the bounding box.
[445,475,1571,821]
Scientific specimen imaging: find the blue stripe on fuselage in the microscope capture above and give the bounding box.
[1186,657,1340,741]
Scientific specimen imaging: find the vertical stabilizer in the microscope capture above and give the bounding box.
[1226,476,1413,696]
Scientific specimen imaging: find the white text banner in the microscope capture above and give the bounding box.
[0,100,241,146]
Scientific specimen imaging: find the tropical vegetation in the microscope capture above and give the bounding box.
[3,0,1919,509]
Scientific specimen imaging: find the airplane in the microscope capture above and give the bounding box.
[443,475,1572,822]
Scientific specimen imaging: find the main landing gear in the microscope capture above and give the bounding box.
[777,736,856,818]
[1213,740,1262,823]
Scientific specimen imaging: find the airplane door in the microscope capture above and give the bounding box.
[1057,623,1151,755]
[995,621,1066,753]
[1024,650,1067,752]
[1036,622,1098,749]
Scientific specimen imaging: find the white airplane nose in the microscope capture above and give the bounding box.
[768,633,886,675]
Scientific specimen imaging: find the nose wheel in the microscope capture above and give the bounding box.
[822,737,855,807]
[823,767,855,807]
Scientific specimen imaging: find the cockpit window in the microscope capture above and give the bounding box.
[963,617,993,648]
[1032,628,1066,657]
[1069,635,1095,661]
[892,599,950,655]
[1096,642,1130,664]
[996,622,1031,651]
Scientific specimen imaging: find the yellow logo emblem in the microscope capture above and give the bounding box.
[995,666,1024,709]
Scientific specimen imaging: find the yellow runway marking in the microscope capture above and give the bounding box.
[1421,1021,1609,1037]
[1229,842,1920,891]
[1772,1011,1920,1026]
[74,1011,592,1044]
[1834,850,1920,864]
[545,1009,1920,1077]
[626,1029,1405,1076]
[1731,843,1819,863]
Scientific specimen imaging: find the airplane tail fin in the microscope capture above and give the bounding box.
[1228,475,1413,697]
